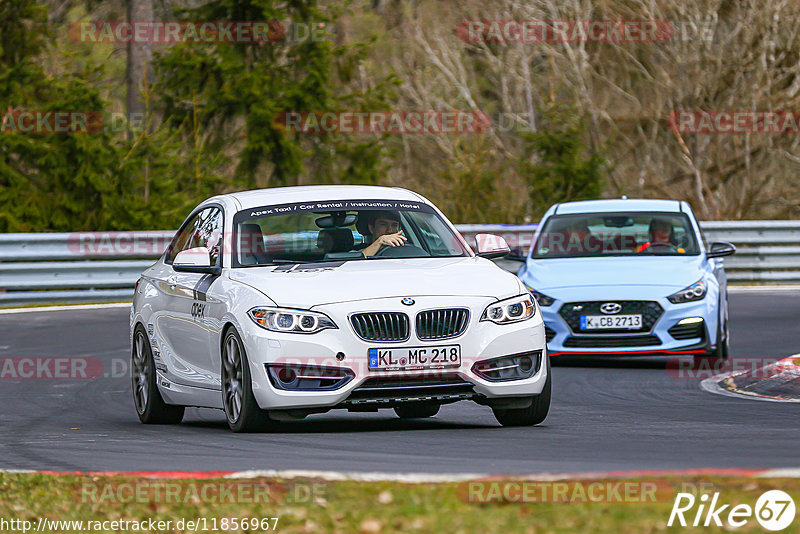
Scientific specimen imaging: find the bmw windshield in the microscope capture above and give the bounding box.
[232,199,470,267]
[532,212,700,259]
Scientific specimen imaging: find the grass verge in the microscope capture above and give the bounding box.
[1,473,799,533]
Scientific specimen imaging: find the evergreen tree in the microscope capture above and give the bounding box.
[153,0,396,189]
[522,106,606,215]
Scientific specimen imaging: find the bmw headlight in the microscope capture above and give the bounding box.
[248,307,337,334]
[481,294,536,324]
[523,283,555,307]
[668,280,707,304]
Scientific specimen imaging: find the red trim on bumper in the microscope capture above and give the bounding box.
[549,349,706,356]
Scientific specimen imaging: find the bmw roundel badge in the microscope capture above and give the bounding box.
[401,298,415,306]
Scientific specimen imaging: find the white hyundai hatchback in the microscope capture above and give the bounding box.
[131,185,549,431]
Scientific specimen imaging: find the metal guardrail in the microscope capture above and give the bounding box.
[0,232,173,306]
[0,222,798,306]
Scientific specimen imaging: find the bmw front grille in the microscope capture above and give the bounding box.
[350,312,410,342]
[350,308,470,342]
[415,308,469,340]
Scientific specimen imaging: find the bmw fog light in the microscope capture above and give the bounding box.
[266,364,354,391]
[472,351,542,382]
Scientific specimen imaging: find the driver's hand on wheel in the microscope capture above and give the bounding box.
[375,231,406,248]
[362,231,406,257]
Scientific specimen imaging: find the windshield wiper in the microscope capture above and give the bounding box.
[267,259,314,265]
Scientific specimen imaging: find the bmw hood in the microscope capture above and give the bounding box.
[522,256,706,293]
[229,257,523,308]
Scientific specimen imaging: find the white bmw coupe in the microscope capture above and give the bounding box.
[131,185,549,431]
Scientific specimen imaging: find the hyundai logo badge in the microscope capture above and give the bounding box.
[401,298,415,306]
[600,302,623,314]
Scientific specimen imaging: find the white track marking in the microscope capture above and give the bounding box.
[728,286,800,292]
[225,470,485,482]
[5,468,800,481]
[0,303,130,315]
[759,469,800,478]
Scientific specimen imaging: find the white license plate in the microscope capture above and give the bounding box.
[580,315,642,330]
[368,345,461,371]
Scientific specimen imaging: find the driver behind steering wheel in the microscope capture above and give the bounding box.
[635,217,685,254]
[358,210,407,257]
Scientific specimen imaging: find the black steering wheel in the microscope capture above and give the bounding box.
[373,244,430,258]
[647,241,679,253]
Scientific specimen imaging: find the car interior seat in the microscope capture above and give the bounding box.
[317,228,355,255]
[238,223,270,265]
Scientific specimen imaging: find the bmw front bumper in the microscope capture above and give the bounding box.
[236,296,548,411]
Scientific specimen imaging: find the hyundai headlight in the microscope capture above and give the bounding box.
[481,294,536,324]
[668,280,707,304]
[523,283,555,307]
[248,307,337,334]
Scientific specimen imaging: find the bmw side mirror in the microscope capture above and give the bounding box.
[707,241,736,258]
[505,246,527,262]
[173,247,221,275]
[475,233,511,259]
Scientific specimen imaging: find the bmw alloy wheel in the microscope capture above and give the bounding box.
[131,325,184,424]
[132,331,150,415]
[222,334,244,424]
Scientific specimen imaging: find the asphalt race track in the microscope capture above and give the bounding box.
[1,290,799,474]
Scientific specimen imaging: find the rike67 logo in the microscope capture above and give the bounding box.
[668,490,796,531]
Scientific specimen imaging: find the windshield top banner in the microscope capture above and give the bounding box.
[235,199,434,222]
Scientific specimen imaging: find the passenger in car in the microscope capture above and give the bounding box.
[538,222,602,256]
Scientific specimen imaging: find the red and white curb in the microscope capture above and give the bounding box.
[4,468,800,482]
[701,354,800,402]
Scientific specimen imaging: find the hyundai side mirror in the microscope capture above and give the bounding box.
[475,233,511,259]
[707,241,736,258]
[173,246,221,275]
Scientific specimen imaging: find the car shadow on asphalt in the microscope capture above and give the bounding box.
[179,417,498,433]
[176,408,505,433]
